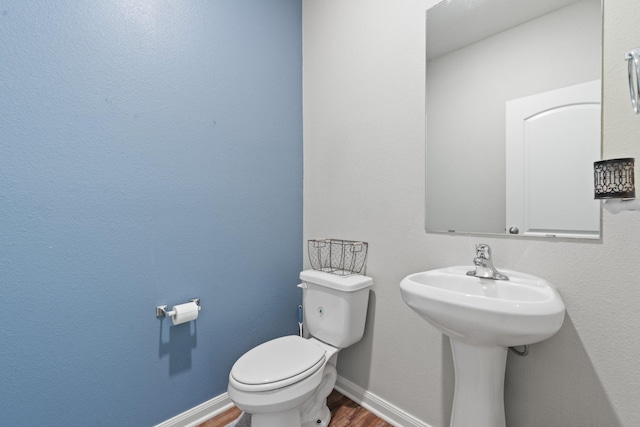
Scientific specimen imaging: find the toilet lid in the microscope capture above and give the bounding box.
[231,335,326,387]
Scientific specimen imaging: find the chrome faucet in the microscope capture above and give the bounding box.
[466,244,509,280]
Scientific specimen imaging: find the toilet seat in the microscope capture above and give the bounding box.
[230,335,326,392]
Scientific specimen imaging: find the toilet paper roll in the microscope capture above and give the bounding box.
[171,301,199,325]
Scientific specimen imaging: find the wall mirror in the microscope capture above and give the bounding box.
[425,0,603,239]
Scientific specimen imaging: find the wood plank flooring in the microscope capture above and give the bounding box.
[199,389,394,427]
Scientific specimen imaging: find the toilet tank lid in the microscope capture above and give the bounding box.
[300,270,373,292]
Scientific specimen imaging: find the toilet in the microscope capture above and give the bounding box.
[227,269,373,427]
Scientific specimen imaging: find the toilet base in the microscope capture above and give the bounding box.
[251,408,300,427]
[240,359,337,427]
[301,362,336,427]
[302,404,330,427]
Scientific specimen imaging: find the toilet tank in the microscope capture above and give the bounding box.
[299,270,373,349]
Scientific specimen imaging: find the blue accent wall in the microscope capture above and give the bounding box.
[0,1,302,425]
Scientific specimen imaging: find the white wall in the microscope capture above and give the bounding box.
[304,0,640,426]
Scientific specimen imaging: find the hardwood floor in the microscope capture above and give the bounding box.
[199,389,394,426]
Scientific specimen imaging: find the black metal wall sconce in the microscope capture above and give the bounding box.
[594,158,639,213]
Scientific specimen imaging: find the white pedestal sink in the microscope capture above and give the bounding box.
[400,266,565,427]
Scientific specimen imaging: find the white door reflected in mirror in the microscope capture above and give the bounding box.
[505,80,601,239]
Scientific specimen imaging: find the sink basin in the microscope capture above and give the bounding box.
[400,266,565,346]
[400,266,565,427]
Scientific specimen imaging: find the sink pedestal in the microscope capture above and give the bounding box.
[449,339,507,427]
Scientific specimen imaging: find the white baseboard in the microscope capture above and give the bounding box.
[154,392,234,427]
[334,376,432,427]
[156,376,431,427]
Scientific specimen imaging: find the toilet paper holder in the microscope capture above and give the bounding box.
[156,298,201,318]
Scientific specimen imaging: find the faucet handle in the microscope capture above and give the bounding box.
[475,243,492,260]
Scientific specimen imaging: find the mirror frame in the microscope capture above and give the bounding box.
[424,0,604,240]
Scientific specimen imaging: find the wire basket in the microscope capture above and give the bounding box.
[308,239,368,276]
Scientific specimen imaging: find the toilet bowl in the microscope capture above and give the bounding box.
[228,336,338,427]
[227,270,373,427]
